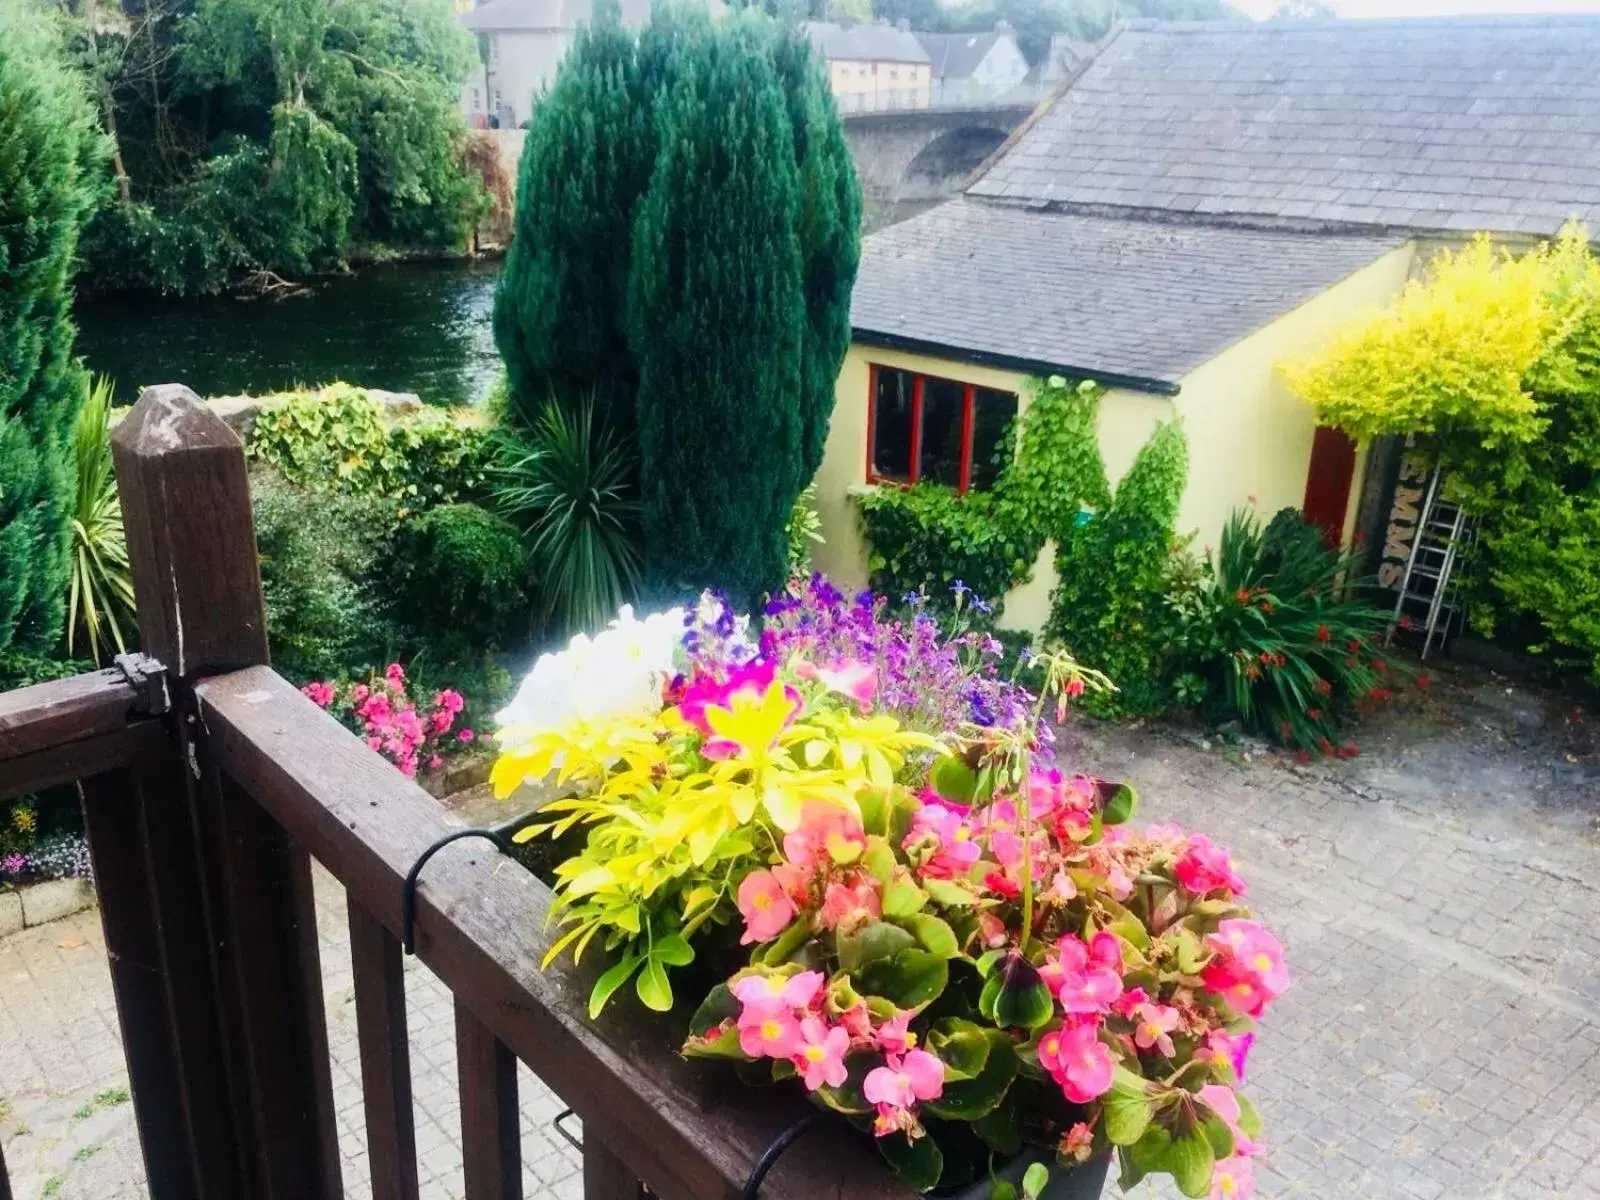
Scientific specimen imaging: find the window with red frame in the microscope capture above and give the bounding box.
[867,366,1018,493]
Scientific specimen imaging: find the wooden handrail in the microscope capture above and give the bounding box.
[198,664,910,1200]
[0,669,160,801]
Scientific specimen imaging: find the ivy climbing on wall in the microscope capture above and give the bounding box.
[855,375,1191,714]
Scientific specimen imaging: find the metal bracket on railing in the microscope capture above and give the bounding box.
[115,653,171,716]
[552,1108,583,1153]
[742,1113,820,1199]
[400,828,511,955]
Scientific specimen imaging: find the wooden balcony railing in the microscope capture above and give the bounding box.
[0,384,909,1200]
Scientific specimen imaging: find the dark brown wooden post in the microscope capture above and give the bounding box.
[111,384,342,1200]
[456,1000,522,1200]
[348,899,420,1200]
[0,1132,13,1200]
[583,1141,647,1200]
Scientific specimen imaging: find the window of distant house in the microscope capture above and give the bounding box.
[490,37,499,62]
[867,365,1018,493]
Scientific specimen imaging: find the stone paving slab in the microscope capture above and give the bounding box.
[1,661,1597,1199]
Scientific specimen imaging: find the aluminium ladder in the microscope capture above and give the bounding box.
[1386,465,1475,659]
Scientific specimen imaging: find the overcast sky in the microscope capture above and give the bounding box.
[1232,0,1600,16]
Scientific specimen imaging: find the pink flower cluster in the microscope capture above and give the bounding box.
[1201,919,1290,1019]
[728,968,946,1136]
[736,801,881,945]
[301,664,472,778]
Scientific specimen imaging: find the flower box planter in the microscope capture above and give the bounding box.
[936,1151,1110,1200]
[489,582,1287,1197]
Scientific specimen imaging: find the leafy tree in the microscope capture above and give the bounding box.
[70,0,480,294]
[0,0,104,674]
[944,0,1241,64]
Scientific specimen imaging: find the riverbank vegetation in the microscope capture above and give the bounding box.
[57,0,487,295]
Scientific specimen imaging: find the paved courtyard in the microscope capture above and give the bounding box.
[1,658,1597,1199]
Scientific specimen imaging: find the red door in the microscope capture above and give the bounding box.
[1302,426,1357,549]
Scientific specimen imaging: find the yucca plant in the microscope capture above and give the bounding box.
[492,394,641,637]
[1185,507,1397,755]
[67,376,135,666]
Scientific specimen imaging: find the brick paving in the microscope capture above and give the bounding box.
[1,660,1598,1199]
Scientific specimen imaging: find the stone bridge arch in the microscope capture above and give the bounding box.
[841,105,1033,231]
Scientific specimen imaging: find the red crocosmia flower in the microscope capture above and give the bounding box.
[1316,624,1331,643]
[1416,674,1431,691]
[1235,588,1250,604]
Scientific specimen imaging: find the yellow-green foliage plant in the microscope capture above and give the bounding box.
[1284,225,1598,451]
[491,623,945,1017]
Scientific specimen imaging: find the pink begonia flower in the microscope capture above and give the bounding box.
[1038,1023,1114,1103]
[1202,963,1273,1019]
[366,736,383,752]
[301,682,336,708]
[1047,871,1078,903]
[1209,920,1290,995]
[904,803,981,879]
[1204,1028,1256,1081]
[794,659,879,712]
[351,684,370,704]
[733,970,824,1017]
[427,754,445,772]
[1104,861,1134,901]
[1209,1155,1255,1199]
[737,871,796,945]
[876,1011,917,1055]
[458,728,475,743]
[1198,1084,1261,1158]
[838,1003,874,1041]
[871,1104,920,1139]
[976,910,1009,948]
[1047,935,1122,1015]
[385,663,406,685]
[1087,930,1122,973]
[1133,1002,1182,1057]
[737,1009,802,1059]
[432,709,454,733]
[794,1018,850,1090]
[1145,821,1187,845]
[1058,1121,1095,1164]
[433,689,465,715]
[819,879,881,931]
[770,862,810,904]
[1111,986,1149,1020]
[863,1050,945,1109]
[1174,834,1248,896]
[783,801,866,870]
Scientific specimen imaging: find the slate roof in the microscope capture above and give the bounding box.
[850,201,1402,390]
[917,32,1004,81]
[803,21,930,65]
[968,16,1600,238]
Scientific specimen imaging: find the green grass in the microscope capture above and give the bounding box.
[42,1177,63,1198]
[73,1144,101,1162]
[71,1087,130,1121]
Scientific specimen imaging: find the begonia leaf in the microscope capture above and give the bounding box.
[854,948,948,1008]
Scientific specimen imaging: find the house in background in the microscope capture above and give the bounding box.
[812,15,1600,633]
[916,26,1029,106]
[460,0,651,129]
[803,20,932,113]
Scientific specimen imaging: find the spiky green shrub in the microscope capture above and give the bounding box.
[68,377,134,665]
[0,0,103,669]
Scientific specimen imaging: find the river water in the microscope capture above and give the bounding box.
[76,258,504,409]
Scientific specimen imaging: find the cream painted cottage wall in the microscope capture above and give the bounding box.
[813,242,1418,634]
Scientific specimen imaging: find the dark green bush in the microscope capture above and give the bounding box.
[1176,507,1396,754]
[252,470,401,684]
[394,504,528,641]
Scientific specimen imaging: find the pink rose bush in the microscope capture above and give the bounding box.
[302,664,472,778]
[493,584,1286,1196]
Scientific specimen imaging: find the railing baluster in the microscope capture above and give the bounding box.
[584,1141,646,1200]
[348,899,420,1200]
[80,752,243,1200]
[456,1000,522,1200]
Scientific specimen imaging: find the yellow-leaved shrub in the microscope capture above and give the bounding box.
[1283,225,1598,448]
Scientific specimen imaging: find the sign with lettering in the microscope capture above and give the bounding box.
[1375,438,1431,590]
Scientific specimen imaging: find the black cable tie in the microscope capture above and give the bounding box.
[401,828,510,955]
[742,1113,820,1199]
